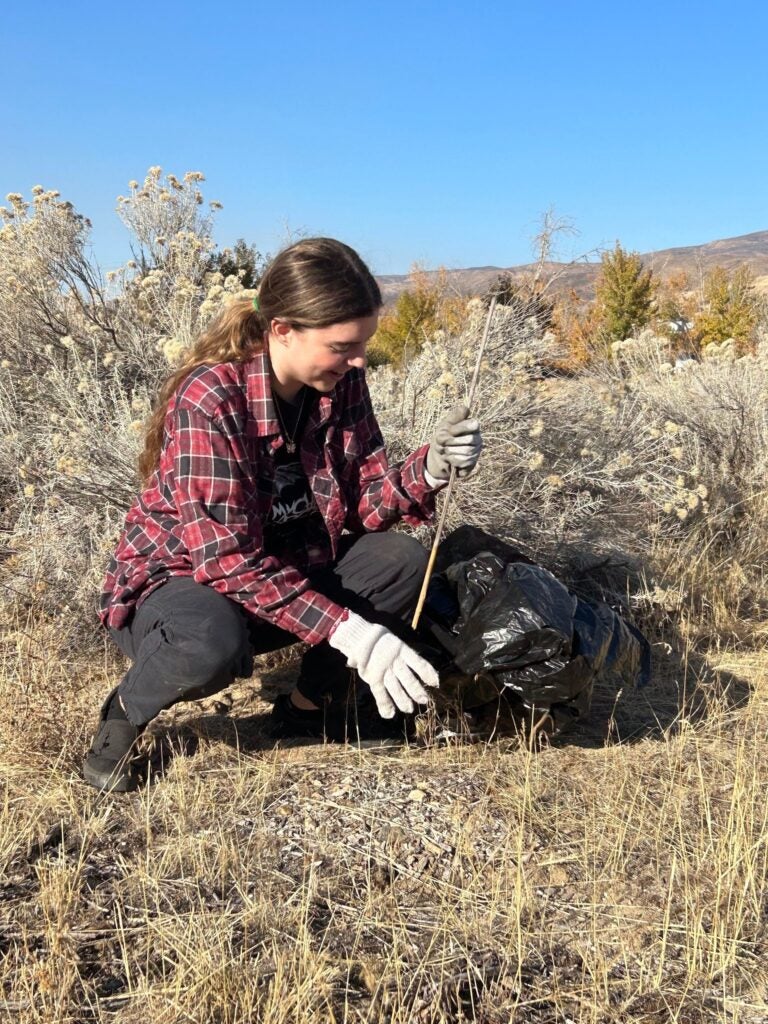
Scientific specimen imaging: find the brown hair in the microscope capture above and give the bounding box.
[138,237,382,483]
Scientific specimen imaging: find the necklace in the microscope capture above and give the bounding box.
[273,387,307,454]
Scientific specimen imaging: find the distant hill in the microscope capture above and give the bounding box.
[375,230,768,305]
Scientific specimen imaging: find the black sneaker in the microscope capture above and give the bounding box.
[269,692,411,747]
[82,689,144,793]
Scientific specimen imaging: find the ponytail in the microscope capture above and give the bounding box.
[138,299,265,483]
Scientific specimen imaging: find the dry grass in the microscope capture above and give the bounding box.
[2,615,767,1023]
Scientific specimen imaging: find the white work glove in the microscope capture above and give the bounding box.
[426,404,483,481]
[328,611,439,718]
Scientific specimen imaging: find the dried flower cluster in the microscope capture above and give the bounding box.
[0,170,248,647]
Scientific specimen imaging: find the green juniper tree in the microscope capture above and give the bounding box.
[369,279,440,366]
[695,265,761,353]
[594,242,655,343]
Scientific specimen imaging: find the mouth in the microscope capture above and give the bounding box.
[314,370,345,391]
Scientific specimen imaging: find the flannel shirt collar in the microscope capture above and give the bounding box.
[244,348,336,445]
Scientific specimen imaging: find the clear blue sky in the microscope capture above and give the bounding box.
[3,1,767,275]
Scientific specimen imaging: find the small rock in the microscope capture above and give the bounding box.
[408,789,427,803]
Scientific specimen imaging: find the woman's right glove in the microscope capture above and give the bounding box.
[426,404,483,481]
[328,611,439,718]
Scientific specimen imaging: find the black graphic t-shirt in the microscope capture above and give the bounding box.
[263,388,324,553]
[269,460,315,526]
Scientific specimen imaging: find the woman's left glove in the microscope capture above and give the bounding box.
[328,611,439,718]
[426,404,483,480]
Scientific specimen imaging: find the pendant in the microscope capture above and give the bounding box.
[286,441,296,454]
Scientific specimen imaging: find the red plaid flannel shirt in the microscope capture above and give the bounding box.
[99,351,439,644]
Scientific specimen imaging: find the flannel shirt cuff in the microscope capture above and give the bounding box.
[424,466,449,489]
[270,590,349,645]
[400,443,440,503]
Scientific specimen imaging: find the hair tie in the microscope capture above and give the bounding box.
[252,296,260,312]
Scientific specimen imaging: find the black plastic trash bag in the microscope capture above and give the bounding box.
[424,548,651,730]
[448,559,576,675]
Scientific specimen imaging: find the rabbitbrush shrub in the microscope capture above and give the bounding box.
[1,172,767,652]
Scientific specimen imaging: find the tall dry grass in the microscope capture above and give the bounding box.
[2,633,767,1022]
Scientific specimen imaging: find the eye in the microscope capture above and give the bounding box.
[330,344,353,354]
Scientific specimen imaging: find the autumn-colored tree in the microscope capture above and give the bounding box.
[654,270,698,355]
[694,265,761,353]
[551,290,603,371]
[594,242,655,343]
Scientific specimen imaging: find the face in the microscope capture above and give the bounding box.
[268,312,379,397]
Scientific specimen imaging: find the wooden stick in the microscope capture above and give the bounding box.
[411,296,497,630]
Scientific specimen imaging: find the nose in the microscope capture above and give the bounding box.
[347,344,367,370]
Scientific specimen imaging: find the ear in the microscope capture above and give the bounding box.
[270,319,293,345]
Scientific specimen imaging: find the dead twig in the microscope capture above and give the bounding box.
[411,296,497,629]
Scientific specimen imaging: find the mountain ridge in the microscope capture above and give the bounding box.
[375,229,768,304]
